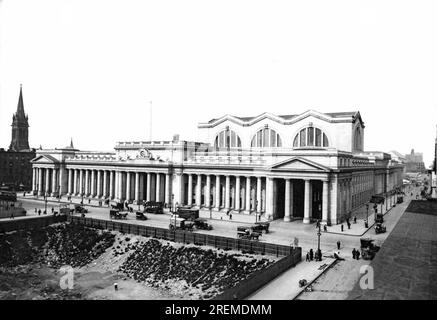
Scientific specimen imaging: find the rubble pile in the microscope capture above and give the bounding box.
[118,239,273,298]
[43,224,115,268]
[0,223,115,269]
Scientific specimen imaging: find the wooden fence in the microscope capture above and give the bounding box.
[0,215,67,233]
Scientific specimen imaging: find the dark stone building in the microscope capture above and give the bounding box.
[0,86,35,190]
[405,149,426,173]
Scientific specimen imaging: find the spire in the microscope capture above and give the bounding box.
[16,84,26,118]
[70,137,74,149]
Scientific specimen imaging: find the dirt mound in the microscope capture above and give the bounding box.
[118,238,273,299]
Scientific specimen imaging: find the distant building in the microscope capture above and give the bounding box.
[0,86,35,190]
[405,149,426,173]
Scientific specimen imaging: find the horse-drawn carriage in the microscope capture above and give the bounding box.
[193,218,213,230]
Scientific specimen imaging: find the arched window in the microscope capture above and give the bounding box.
[250,126,282,148]
[214,128,242,149]
[293,127,329,148]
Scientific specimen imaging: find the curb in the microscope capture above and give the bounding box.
[292,258,339,300]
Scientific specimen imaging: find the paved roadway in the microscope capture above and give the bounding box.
[297,186,421,299]
[14,185,420,259]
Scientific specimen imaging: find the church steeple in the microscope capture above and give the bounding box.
[9,84,30,151]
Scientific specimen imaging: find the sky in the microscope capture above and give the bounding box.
[0,0,436,166]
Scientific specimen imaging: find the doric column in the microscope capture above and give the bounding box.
[187,174,193,205]
[85,170,90,196]
[68,169,73,195]
[225,175,231,210]
[235,176,241,211]
[96,170,101,198]
[134,172,140,203]
[102,170,107,198]
[32,168,36,193]
[196,174,202,207]
[59,168,65,196]
[165,173,171,205]
[284,178,291,222]
[51,168,58,196]
[256,176,262,213]
[245,177,251,213]
[266,177,274,219]
[303,179,311,224]
[322,179,329,224]
[109,171,114,199]
[74,169,79,195]
[146,172,151,201]
[45,168,51,194]
[126,172,131,202]
[215,175,221,209]
[38,168,44,196]
[156,173,161,202]
[90,170,96,197]
[206,175,211,208]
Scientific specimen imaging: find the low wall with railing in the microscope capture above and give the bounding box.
[0,215,67,233]
[67,216,296,257]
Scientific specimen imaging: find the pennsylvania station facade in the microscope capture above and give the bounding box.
[30,110,404,225]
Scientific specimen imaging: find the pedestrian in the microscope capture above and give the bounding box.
[34,208,37,213]
[323,225,327,232]
[306,252,310,262]
[356,250,360,260]
[229,213,232,220]
[10,212,14,219]
[353,216,357,224]
[38,209,41,215]
[337,240,341,250]
[352,248,356,259]
[341,224,344,232]
[114,283,118,291]
[23,192,26,197]
[309,248,314,261]
[347,222,351,230]
[51,207,54,214]
[88,198,91,204]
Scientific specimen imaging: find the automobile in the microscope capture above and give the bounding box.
[109,209,128,220]
[169,215,195,231]
[193,218,213,230]
[360,238,380,260]
[254,221,270,233]
[74,204,88,213]
[176,207,199,221]
[237,228,261,241]
[110,201,124,210]
[136,211,148,220]
[397,196,404,204]
[375,213,384,223]
[375,222,386,234]
[144,201,164,214]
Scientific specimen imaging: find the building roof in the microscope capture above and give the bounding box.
[205,110,361,126]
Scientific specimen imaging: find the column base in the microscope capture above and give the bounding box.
[283,215,291,222]
[303,217,311,224]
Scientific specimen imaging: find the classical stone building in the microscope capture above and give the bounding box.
[30,109,403,224]
[0,86,35,190]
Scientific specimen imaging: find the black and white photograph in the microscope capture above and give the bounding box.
[0,0,436,311]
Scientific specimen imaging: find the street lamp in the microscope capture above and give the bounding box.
[255,200,259,222]
[316,221,322,261]
[365,203,369,227]
[44,192,48,214]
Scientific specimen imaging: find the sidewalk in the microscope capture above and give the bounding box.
[324,191,418,237]
[247,257,337,300]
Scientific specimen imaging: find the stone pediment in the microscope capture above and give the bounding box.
[270,157,330,172]
[30,154,59,164]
